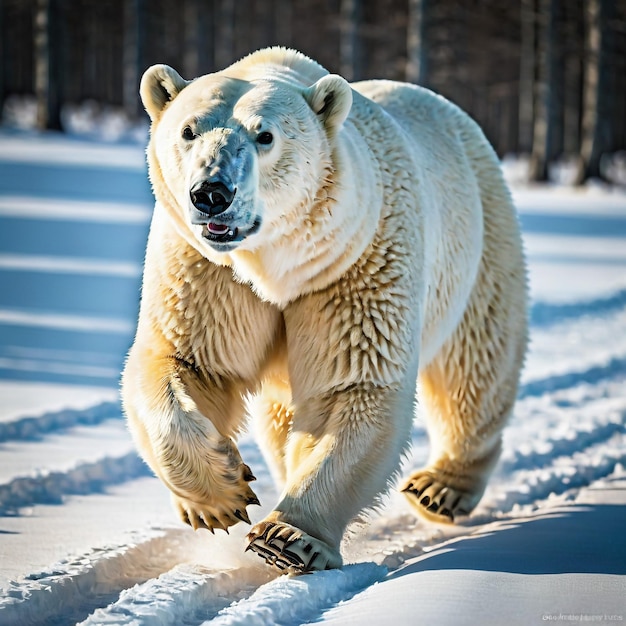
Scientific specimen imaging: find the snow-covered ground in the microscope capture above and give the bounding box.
[0,129,624,626]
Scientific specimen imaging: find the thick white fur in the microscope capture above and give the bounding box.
[122,47,527,571]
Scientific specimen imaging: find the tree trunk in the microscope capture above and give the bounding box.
[215,0,235,70]
[574,0,612,185]
[274,0,292,47]
[406,0,429,85]
[561,3,583,158]
[518,0,536,154]
[184,0,213,77]
[35,0,63,130]
[528,0,558,182]
[123,0,146,120]
[340,0,362,81]
[0,0,4,120]
[550,2,564,161]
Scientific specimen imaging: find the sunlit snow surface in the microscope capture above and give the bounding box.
[0,130,624,626]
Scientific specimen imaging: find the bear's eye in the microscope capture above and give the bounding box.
[256,131,274,146]
[182,126,196,141]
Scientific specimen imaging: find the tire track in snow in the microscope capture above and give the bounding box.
[74,562,385,626]
[530,287,626,327]
[501,416,625,475]
[0,401,121,443]
[206,563,385,626]
[78,565,274,626]
[491,434,626,513]
[0,528,192,626]
[0,450,151,516]
[502,381,626,474]
[519,354,626,398]
[490,377,625,509]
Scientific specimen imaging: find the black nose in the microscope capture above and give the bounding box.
[190,180,236,216]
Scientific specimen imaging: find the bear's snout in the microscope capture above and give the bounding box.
[190,180,236,221]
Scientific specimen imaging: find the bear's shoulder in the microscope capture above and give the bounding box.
[225,47,328,87]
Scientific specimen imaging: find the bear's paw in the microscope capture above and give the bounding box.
[401,469,483,524]
[246,521,342,574]
[172,474,260,534]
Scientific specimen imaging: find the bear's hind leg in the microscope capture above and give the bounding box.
[403,226,528,524]
[403,325,526,523]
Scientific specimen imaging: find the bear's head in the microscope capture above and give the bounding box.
[140,56,353,255]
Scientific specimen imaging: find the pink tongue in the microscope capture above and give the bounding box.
[207,223,229,235]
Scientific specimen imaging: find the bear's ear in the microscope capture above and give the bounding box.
[140,64,189,121]
[304,74,353,131]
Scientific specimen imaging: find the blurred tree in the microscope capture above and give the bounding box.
[528,0,559,181]
[0,0,4,118]
[34,0,63,130]
[274,0,293,47]
[123,0,146,120]
[518,0,536,154]
[561,0,584,157]
[406,0,429,85]
[340,0,363,80]
[215,0,235,69]
[184,0,213,77]
[574,0,612,184]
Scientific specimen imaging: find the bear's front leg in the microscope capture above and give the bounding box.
[247,276,419,573]
[123,344,260,533]
[247,382,415,572]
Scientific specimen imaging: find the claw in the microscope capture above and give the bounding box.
[247,494,261,506]
[307,552,319,570]
[440,508,454,521]
[234,508,251,524]
[196,515,213,531]
[265,524,284,542]
[210,517,228,533]
[243,464,257,482]
[206,514,220,530]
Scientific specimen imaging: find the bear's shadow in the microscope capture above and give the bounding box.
[389,502,626,578]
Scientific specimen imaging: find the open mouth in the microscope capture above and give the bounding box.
[202,222,239,242]
[195,218,261,250]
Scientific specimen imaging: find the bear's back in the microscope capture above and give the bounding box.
[351,79,483,155]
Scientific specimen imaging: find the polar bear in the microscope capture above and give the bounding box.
[122,47,527,573]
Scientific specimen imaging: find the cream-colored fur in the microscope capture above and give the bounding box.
[122,47,528,573]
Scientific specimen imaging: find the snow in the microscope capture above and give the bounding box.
[0,381,117,422]
[0,195,151,223]
[0,129,625,626]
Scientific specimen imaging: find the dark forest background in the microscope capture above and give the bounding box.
[1,0,625,184]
